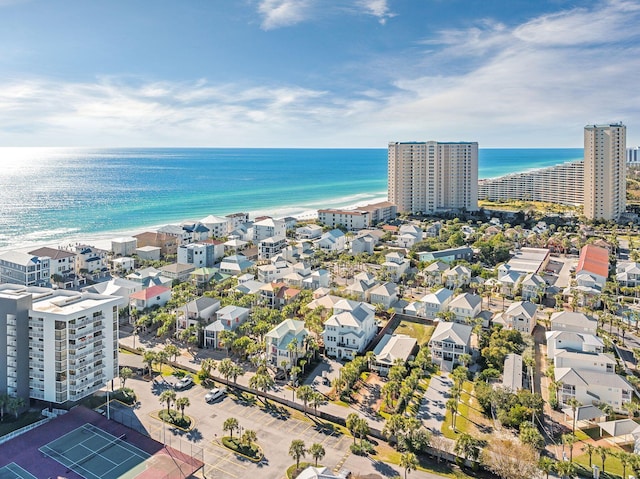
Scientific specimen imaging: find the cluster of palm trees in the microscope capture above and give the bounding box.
[288,439,326,470]
[158,389,190,422]
[296,385,325,414]
[445,366,468,431]
[0,394,26,421]
[222,417,257,451]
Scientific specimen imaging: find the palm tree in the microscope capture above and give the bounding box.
[155,350,169,378]
[223,417,239,438]
[454,433,480,463]
[218,358,233,382]
[230,364,245,384]
[241,429,257,447]
[566,397,581,434]
[289,439,306,470]
[200,358,216,379]
[400,452,418,479]
[346,413,360,445]
[119,366,133,389]
[7,396,25,419]
[616,451,633,479]
[249,365,275,402]
[446,398,458,430]
[159,389,176,415]
[581,443,596,467]
[538,457,555,479]
[143,350,156,378]
[309,391,325,416]
[562,433,577,462]
[595,445,608,473]
[554,460,576,479]
[175,397,190,419]
[309,443,325,466]
[297,385,314,412]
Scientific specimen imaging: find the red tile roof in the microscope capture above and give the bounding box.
[576,244,609,278]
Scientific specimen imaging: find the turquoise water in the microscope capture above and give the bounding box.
[0,147,583,250]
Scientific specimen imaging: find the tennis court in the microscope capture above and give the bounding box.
[40,423,149,479]
[0,463,37,479]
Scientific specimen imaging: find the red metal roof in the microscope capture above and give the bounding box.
[130,285,171,300]
[576,244,609,278]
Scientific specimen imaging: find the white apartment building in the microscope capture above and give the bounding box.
[253,218,286,242]
[388,141,478,214]
[478,161,584,206]
[0,284,119,406]
[583,123,626,221]
[110,237,138,257]
[177,242,218,268]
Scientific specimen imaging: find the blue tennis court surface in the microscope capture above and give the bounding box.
[0,463,37,479]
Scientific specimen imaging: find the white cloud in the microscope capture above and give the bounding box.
[1,1,640,147]
[357,0,395,24]
[257,0,314,30]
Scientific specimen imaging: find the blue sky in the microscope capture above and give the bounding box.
[0,0,638,147]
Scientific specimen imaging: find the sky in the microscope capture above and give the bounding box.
[0,0,638,148]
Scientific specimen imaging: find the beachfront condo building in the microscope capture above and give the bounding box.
[583,123,627,221]
[388,141,478,214]
[0,284,119,407]
[478,161,584,206]
[317,201,397,231]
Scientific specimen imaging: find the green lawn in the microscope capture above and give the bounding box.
[394,321,435,345]
[373,444,477,479]
[442,381,490,440]
[574,451,627,479]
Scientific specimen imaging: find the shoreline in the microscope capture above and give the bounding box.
[3,192,389,254]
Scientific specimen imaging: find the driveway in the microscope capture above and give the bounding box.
[418,374,452,433]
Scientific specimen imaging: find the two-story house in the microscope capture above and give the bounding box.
[265,319,308,371]
[443,265,472,290]
[447,293,482,323]
[203,305,250,349]
[428,322,473,369]
[381,252,410,282]
[492,300,538,334]
[520,273,546,302]
[323,300,377,360]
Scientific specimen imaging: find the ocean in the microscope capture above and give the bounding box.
[0,147,583,250]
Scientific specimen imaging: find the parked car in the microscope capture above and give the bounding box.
[174,374,194,390]
[205,387,227,403]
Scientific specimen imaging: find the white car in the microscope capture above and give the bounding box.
[205,387,227,403]
[174,374,194,390]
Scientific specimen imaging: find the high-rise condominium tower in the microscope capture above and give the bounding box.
[583,123,626,221]
[388,141,478,214]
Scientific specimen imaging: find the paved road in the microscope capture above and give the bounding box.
[418,374,451,434]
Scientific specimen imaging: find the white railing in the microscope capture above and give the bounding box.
[0,417,50,446]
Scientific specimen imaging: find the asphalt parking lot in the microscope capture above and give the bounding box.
[110,376,354,479]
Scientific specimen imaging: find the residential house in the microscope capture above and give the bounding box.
[405,288,453,319]
[159,263,196,282]
[176,296,221,332]
[259,236,288,260]
[28,247,76,285]
[345,272,378,302]
[397,224,423,248]
[368,282,398,310]
[135,245,161,262]
[350,235,375,255]
[443,265,472,290]
[111,257,135,274]
[553,350,616,374]
[428,321,473,369]
[259,282,301,309]
[110,237,138,257]
[381,252,410,282]
[178,242,220,268]
[126,266,172,288]
[265,319,309,370]
[417,247,473,264]
[573,244,610,305]
[421,261,448,286]
[200,215,231,238]
[129,285,172,313]
[521,273,546,302]
[497,268,525,298]
[425,221,442,238]
[157,224,192,245]
[81,277,142,309]
[257,256,292,283]
[371,334,418,376]
[317,229,346,253]
[492,301,538,334]
[203,305,250,349]
[296,224,323,240]
[0,251,51,287]
[181,222,211,242]
[546,330,605,357]
[555,367,633,413]
[254,217,286,242]
[448,293,482,323]
[74,245,108,274]
[616,262,640,287]
[323,299,377,360]
[219,254,254,275]
[133,231,178,257]
[550,311,598,335]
